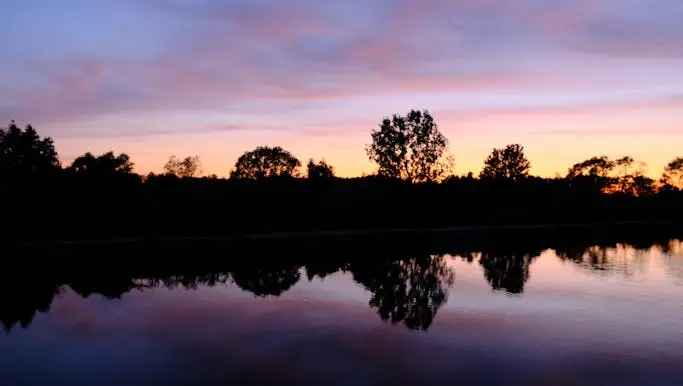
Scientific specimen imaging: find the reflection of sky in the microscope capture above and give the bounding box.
[2,247,683,386]
[2,1,683,177]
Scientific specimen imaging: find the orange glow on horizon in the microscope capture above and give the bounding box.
[52,100,683,179]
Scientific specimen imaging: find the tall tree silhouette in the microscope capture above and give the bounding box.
[367,110,451,182]
[0,121,60,179]
[480,144,530,181]
[230,146,301,180]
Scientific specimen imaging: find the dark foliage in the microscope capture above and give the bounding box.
[0,123,682,241]
[0,121,60,179]
[68,151,134,176]
[164,155,201,177]
[307,159,335,181]
[230,146,301,180]
[662,157,683,190]
[366,110,450,182]
[480,144,530,181]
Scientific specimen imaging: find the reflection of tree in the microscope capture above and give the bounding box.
[68,276,140,299]
[0,281,60,332]
[148,273,230,290]
[231,265,301,297]
[4,234,679,334]
[305,262,348,281]
[351,255,455,330]
[479,250,537,294]
[663,252,683,286]
[556,243,656,278]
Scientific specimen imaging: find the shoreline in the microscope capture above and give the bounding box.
[13,220,682,248]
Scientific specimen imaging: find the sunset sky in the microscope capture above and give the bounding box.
[2,0,682,177]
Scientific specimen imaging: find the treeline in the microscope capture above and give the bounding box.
[1,112,682,241]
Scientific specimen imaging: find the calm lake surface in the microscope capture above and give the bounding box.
[2,234,683,386]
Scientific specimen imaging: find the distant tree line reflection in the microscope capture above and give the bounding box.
[3,230,681,333]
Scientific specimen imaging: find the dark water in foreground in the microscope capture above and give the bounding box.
[2,236,683,386]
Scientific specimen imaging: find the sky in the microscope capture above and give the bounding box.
[2,0,682,177]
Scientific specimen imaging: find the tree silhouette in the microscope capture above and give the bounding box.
[366,110,451,183]
[0,121,60,179]
[567,156,615,178]
[567,155,654,196]
[164,155,201,177]
[307,159,335,181]
[618,175,655,197]
[230,146,301,180]
[661,157,683,190]
[615,156,635,177]
[480,144,530,181]
[566,155,619,194]
[68,151,134,176]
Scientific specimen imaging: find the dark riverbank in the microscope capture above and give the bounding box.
[10,221,683,263]
[4,175,683,242]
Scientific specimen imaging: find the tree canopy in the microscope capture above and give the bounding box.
[230,146,301,180]
[307,159,335,180]
[164,155,202,178]
[567,156,615,178]
[480,144,530,181]
[661,157,683,189]
[366,110,451,183]
[68,151,134,176]
[0,121,60,178]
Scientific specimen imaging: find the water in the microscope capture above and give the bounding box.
[2,235,683,386]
